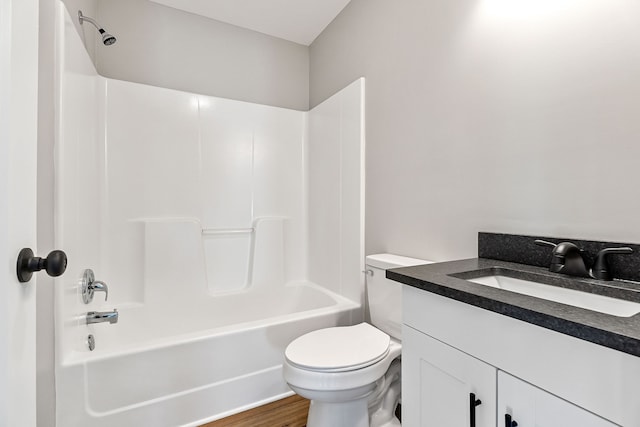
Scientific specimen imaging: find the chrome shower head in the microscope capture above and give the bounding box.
[78,10,117,46]
[101,31,117,46]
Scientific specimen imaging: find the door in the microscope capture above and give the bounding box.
[402,326,496,427]
[498,371,620,427]
[0,0,39,425]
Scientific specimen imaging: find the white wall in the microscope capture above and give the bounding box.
[58,0,309,110]
[95,0,309,110]
[310,0,640,261]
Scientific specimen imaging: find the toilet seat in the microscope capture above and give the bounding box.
[285,323,391,373]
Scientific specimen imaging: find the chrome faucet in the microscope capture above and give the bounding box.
[535,240,633,280]
[86,309,118,325]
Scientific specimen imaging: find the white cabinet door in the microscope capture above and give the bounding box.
[402,326,496,427]
[498,371,620,427]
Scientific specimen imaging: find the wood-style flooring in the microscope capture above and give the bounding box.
[201,395,310,427]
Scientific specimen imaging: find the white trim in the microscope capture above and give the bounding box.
[0,0,39,424]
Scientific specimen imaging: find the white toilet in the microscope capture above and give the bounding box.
[283,254,432,427]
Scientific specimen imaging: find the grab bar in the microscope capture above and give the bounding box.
[202,228,254,236]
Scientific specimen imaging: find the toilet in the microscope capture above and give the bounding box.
[283,254,432,427]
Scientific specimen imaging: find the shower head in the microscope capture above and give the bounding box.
[101,31,117,46]
[78,10,117,46]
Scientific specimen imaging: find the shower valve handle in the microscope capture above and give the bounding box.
[81,269,109,304]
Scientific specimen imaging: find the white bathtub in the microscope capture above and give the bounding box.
[56,282,360,427]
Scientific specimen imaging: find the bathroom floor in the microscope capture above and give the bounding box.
[201,395,310,427]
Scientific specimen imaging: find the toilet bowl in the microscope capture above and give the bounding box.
[283,254,432,427]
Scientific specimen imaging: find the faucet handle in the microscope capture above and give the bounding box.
[536,240,584,256]
[535,240,582,259]
[590,247,634,281]
[595,247,634,256]
[534,239,557,248]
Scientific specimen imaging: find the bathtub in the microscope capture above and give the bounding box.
[56,282,360,427]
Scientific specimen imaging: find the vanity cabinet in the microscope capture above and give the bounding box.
[403,325,619,427]
[498,372,618,427]
[402,285,635,426]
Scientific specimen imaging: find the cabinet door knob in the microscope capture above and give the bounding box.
[470,393,482,427]
[505,413,518,427]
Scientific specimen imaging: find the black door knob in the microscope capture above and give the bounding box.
[16,248,67,283]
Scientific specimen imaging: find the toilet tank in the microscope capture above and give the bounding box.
[365,254,433,340]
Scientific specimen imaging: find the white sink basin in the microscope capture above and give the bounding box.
[468,275,640,317]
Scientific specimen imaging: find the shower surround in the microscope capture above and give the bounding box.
[55,4,364,426]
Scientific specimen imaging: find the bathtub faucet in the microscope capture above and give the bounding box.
[86,309,118,325]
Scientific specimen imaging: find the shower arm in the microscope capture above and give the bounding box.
[78,11,103,32]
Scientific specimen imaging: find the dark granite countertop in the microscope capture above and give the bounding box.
[388,258,640,357]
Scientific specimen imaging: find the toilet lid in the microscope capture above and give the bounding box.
[285,323,391,372]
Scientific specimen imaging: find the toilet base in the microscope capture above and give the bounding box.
[369,358,402,427]
[307,395,370,427]
[292,383,376,427]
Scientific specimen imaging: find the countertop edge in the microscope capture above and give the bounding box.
[388,261,640,358]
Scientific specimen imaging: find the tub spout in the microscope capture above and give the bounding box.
[86,309,118,325]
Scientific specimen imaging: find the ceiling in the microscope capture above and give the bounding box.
[148,0,352,46]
